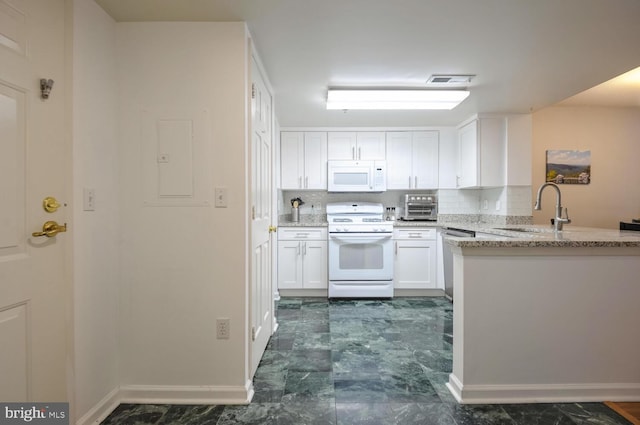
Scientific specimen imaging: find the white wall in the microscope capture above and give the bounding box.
[72,0,120,420]
[532,106,640,228]
[116,22,251,400]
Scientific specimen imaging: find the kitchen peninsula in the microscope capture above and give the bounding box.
[444,226,640,404]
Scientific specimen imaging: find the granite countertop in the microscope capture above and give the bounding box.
[442,224,640,248]
[276,215,640,248]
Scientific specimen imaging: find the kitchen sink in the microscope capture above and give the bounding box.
[493,227,555,233]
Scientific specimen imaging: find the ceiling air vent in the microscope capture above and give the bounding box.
[427,75,475,84]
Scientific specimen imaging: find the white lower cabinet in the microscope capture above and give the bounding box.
[277,227,327,289]
[393,228,437,289]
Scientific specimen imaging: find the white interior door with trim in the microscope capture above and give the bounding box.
[250,55,274,377]
[0,0,70,402]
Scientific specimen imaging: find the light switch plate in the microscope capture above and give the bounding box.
[215,187,228,208]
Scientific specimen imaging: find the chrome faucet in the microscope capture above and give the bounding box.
[534,182,571,231]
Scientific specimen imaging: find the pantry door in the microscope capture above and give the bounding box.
[0,0,70,402]
[250,55,274,377]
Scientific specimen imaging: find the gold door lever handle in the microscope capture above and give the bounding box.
[269,225,277,233]
[32,221,67,238]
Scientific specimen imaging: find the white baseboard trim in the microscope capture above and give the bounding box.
[447,373,640,404]
[75,381,254,424]
[119,380,254,405]
[278,289,327,297]
[394,289,445,297]
[75,387,120,425]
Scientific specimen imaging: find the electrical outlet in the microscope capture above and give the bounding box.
[495,200,501,211]
[216,318,230,339]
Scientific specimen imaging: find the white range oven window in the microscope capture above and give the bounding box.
[328,232,393,281]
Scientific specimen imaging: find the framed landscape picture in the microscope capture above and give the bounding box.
[546,150,591,184]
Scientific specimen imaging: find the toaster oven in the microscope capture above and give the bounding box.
[402,194,437,221]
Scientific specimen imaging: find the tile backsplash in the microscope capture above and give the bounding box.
[280,186,533,223]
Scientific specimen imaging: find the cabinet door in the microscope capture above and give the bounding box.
[437,128,458,189]
[303,132,327,189]
[394,240,436,289]
[412,131,439,189]
[327,132,357,160]
[356,131,386,160]
[277,241,302,289]
[302,240,327,289]
[477,117,505,187]
[280,132,303,189]
[457,120,478,188]
[385,131,412,189]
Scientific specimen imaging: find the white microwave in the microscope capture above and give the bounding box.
[327,160,386,192]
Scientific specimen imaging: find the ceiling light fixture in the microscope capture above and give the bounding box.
[326,89,470,110]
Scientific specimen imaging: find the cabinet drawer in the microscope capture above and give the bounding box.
[393,228,436,240]
[278,227,327,241]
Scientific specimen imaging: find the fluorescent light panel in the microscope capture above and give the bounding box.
[326,89,470,110]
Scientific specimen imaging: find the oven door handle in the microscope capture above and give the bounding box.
[329,233,392,243]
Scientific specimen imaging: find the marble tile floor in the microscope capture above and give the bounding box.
[101,297,630,425]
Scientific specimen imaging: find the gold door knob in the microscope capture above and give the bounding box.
[268,225,277,233]
[32,221,67,238]
[43,196,61,213]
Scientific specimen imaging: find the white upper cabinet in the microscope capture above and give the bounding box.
[386,132,412,188]
[280,131,327,189]
[504,114,532,186]
[356,131,386,160]
[386,131,439,189]
[437,128,458,189]
[456,116,505,188]
[411,131,439,189]
[457,120,480,188]
[327,132,356,160]
[303,132,328,189]
[281,132,304,189]
[455,114,531,188]
[327,131,385,160]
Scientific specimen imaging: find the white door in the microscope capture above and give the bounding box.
[0,0,69,401]
[250,57,274,376]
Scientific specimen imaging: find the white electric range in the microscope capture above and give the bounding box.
[326,202,394,298]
